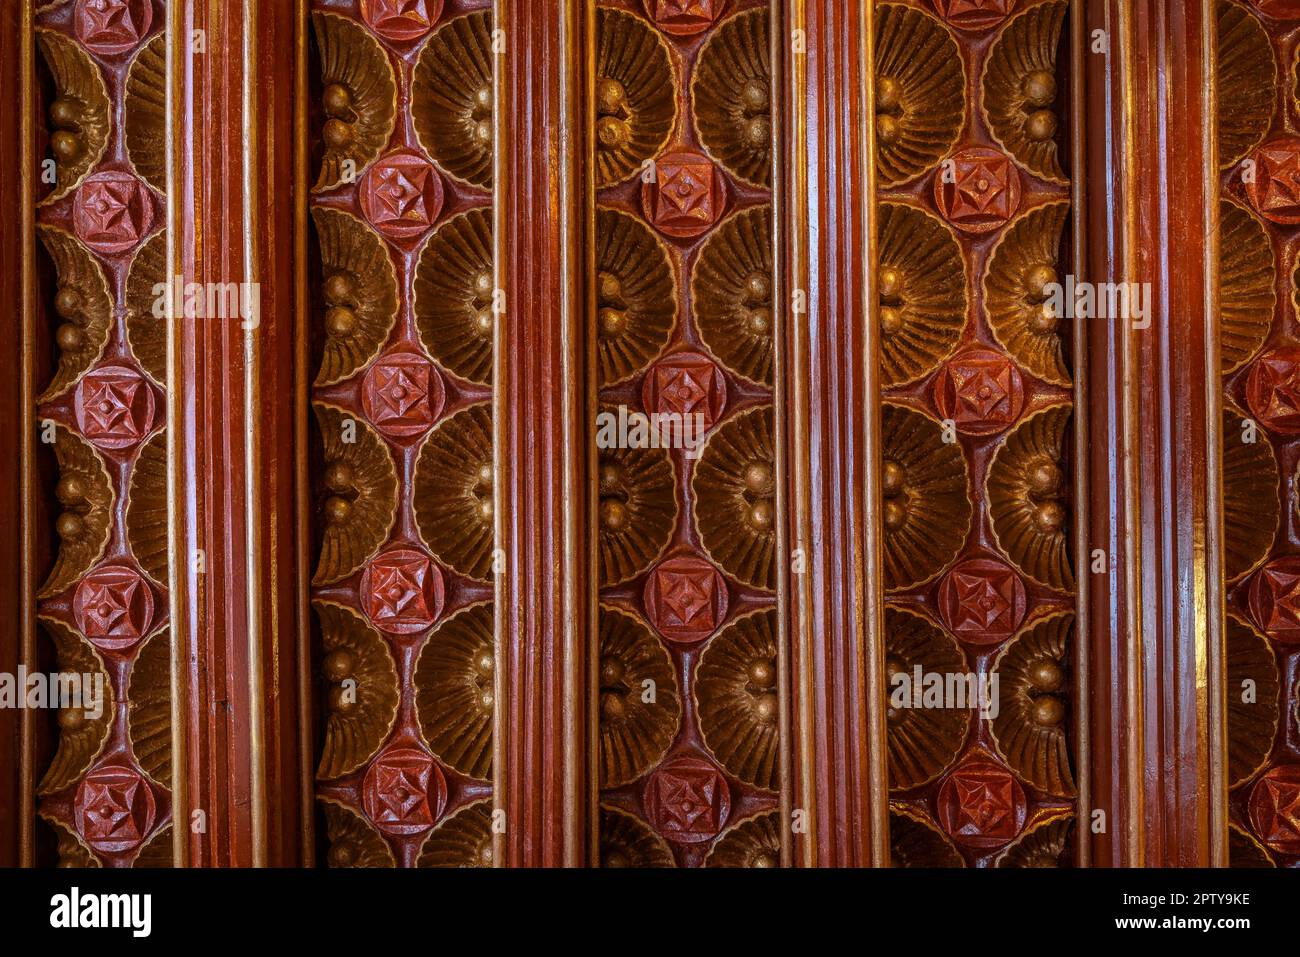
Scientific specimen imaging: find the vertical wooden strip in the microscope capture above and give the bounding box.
[779,0,888,867]
[493,0,592,867]
[1081,0,1226,867]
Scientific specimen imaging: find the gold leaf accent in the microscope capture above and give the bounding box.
[415,602,494,780]
[874,4,965,187]
[704,811,781,868]
[37,225,112,401]
[1216,0,1277,169]
[125,229,167,384]
[890,805,964,867]
[596,208,677,387]
[417,799,494,868]
[414,207,493,386]
[1219,198,1274,375]
[995,813,1073,867]
[1223,407,1278,582]
[1229,823,1276,868]
[598,433,677,587]
[693,406,776,590]
[127,628,171,788]
[312,207,399,387]
[38,425,114,599]
[987,404,1073,591]
[878,202,966,388]
[312,12,398,192]
[692,9,771,188]
[599,606,680,788]
[36,620,113,795]
[981,1,1068,184]
[126,430,168,586]
[600,805,675,868]
[595,7,677,188]
[36,30,111,203]
[693,206,772,386]
[1226,616,1279,789]
[316,601,400,781]
[321,799,396,867]
[697,610,779,791]
[984,201,1071,386]
[881,403,971,590]
[411,11,493,188]
[312,404,399,585]
[413,403,494,581]
[885,607,970,791]
[125,35,166,192]
[43,816,101,868]
[990,612,1076,797]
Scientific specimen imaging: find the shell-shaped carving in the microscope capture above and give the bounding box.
[599,607,680,788]
[38,425,114,599]
[697,610,778,791]
[125,35,166,192]
[313,404,399,585]
[995,814,1073,867]
[1216,0,1277,169]
[890,806,964,867]
[132,824,173,868]
[600,805,675,867]
[881,403,971,590]
[127,628,171,788]
[36,620,113,795]
[36,30,111,202]
[1222,407,1278,582]
[1229,824,1276,868]
[415,602,494,781]
[983,201,1071,386]
[44,816,101,868]
[312,208,399,387]
[1226,617,1280,789]
[597,208,677,386]
[417,799,494,868]
[704,811,781,868]
[312,12,398,192]
[990,612,1076,797]
[315,601,400,781]
[414,207,493,386]
[412,12,493,188]
[878,203,966,387]
[37,225,112,401]
[126,430,168,587]
[692,9,771,188]
[414,403,494,581]
[595,8,676,188]
[885,607,970,791]
[125,229,166,384]
[1219,199,1274,374]
[874,4,965,187]
[598,438,677,587]
[693,206,772,385]
[987,404,1073,591]
[321,799,396,867]
[981,1,1068,183]
[693,406,776,590]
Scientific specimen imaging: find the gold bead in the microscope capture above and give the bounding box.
[877,77,902,113]
[882,459,905,497]
[50,130,80,162]
[323,272,353,304]
[322,117,354,149]
[880,305,903,336]
[325,305,357,337]
[56,512,84,540]
[54,286,81,318]
[1022,70,1057,108]
[49,97,80,129]
[1028,658,1064,692]
[600,497,629,531]
[324,495,352,523]
[876,113,900,145]
[743,461,773,493]
[322,649,356,681]
[1032,695,1065,726]
[1025,109,1057,142]
[322,83,353,117]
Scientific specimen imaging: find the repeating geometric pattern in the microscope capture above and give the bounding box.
[595,0,779,867]
[33,0,172,868]
[876,0,1076,866]
[1218,0,1300,867]
[309,0,494,868]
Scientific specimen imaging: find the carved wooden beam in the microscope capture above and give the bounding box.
[493,0,593,867]
[778,0,888,867]
[1079,0,1227,867]
[167,0,307,867]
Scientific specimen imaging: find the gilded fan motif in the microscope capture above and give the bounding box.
[704,811,781,868]
[890,806,964,867]
[598,438,677,588]
[696,610,780,791]
[36,29,111,202]
[126,430,168,587]
[125,228,167,385]
[414,207,493,386]
[315,601,400,781]
[1226,616,1280,789]
[37,225,112,401]
[39,425,114,600]
[1215,0,1277,169]
[415,602,495,780]
[600,805,675,868]
[995,814,1073,867]
[125,35,166,192]
[596,208,677,387]
[322,799,397,868]
[417,799,494,868]
[693,406,776,590]
[598,607,680,788]
[595,8,677,188]
[313,404,399,585]
[127,627,172,788]
[1218,198,1274,374]
[412,11,494,188]
[413,403,495,581]
[693,206,773,386]
[692,9,771,188]
[37,620,114,795]
[312,12,398,192]
[1222,407,1278,582]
